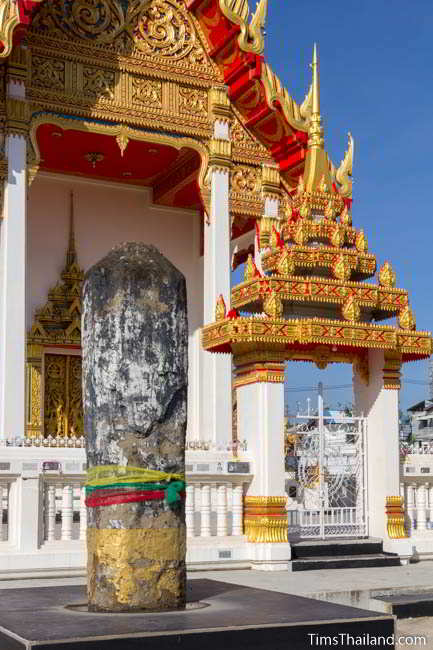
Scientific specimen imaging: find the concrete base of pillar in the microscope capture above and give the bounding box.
[383,537,414,557]
[248,542,291,571]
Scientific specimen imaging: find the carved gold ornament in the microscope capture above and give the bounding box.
[277,249,295,276]
[336,132,354,199]
[299,197,311,219]
[232,166,260,194]
[294,221,309,246]
[179,86,207,116]
[244,254,259,281]
[355,229,368,253]
[330,225,343,248]
[263,292,283,319]
[379,261,396,288]
[324,198,337,221]
[342,295,360,322]
[333,254,351,281]
[399,306,416,331]
[340,205,352,226]
[383,351,402,390]
[215,294,227,321]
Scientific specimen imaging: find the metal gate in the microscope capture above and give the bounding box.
[288,385,367,539]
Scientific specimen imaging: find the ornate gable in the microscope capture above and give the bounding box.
[28,0,220,83]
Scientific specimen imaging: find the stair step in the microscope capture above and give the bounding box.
[291,554,401,572]
[291,539,384,559]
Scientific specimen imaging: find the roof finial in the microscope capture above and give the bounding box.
[66,190,77,269]
[308,43,324,150]
[251,0,268,34]
[312,42,320,116]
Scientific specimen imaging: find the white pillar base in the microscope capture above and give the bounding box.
[248,543,291,571]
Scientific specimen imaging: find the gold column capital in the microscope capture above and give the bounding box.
[385,496,408,538]
[209,138,232,172]
[261,163,281,201]
[233,351,285,388]
[383,351,402,390]
[209,85,232,125]
[6,97,30,136]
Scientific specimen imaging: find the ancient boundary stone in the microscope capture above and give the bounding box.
[82,242,188,612]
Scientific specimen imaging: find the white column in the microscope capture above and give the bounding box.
[429,484,433,527]
[405,483,415,533]
[416,484,427,532]
[79,486,87,541]
[232,484,243,536]
[238,381,285,497]
[202,119,232,447]
[353,350,407,552]
[0,83,27,439]
[61,484,73,541]
[217,483,228,537]
[200,484,211,538]
[185,484,195,538]
[10,475,41,552]
[46,484,56,542]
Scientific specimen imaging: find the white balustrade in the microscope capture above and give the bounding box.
[416,483,427,532]
[45,484,56,542]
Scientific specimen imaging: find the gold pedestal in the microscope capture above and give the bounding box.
[385,496,408,539]
[244,496,288,543]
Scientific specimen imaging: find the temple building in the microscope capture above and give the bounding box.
[0,0,431,572]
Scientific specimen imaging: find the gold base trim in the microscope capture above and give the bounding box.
[244,496,288,543]
[385,496,408,539]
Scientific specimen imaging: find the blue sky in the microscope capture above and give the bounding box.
[235,0,433,413]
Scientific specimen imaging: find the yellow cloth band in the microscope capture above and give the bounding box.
[86,465,185,488]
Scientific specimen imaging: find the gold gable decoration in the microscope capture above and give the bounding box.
[27,192,84,439]
[29,0,218,80]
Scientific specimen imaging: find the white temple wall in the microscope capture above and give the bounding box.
[28,173,203,439]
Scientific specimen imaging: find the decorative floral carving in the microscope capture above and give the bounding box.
[333,254,352,281]
[179,86,207,116]
[232,166,260,194]
[342,295,360,322]
[31,0,204,62]
[32,56,65,90]
[132,77,162,106]
[399,306,416,331]
[83,66,115,99]
[277,250,295,276]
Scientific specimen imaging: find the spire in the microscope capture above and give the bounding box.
[251,0,268,33]
[301,43,332,195]
[66,190,77,269]
[312,43,320,117]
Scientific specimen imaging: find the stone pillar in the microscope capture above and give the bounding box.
[82,243,188,612]
[0,79,28,439]
[202,87,232,448]
[353,349,410,553]
[234,352,290,570]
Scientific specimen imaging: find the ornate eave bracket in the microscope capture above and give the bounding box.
[0,0,43,59]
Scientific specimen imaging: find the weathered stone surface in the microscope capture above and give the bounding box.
[82,243,188,612]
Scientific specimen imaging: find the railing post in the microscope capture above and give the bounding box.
[232,484,243,536]
[11,475,42,552]
[186,484,195,538]
[200,484,211,538]
[61,484,73,541]
[216,484,227,537]
[79,485,87,541]
[45,484,56,542]
[416,483,427,532]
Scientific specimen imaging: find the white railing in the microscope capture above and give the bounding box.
[298,507,364,538]
[0,444,252,571]
[401,480,433,534]
[0,436,85,448]
[185,480,245,538]
[403,441,433,455]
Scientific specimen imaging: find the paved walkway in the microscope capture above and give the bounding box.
[2,564,433,647]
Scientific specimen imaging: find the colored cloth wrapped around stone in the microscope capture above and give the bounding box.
[85,467,185,506]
